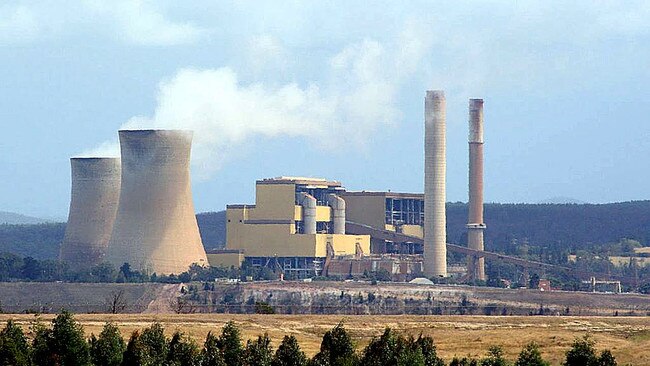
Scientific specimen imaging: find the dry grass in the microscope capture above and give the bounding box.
[2,314,650,365]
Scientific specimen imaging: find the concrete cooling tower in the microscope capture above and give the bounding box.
[424,90,447,277]
[105,130,208,275]
[60,158,121,270]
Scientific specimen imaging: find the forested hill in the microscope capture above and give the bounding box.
[447,201,650,253]
[0,223,66,259]
[1,201,649,260]
[0,211,51,224]
[196,211,227,250]
[0,212,227,260]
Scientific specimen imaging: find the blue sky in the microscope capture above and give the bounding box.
[1,1,649,219]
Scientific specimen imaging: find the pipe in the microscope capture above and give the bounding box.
[298,192,317,234]
[327,194,346,234]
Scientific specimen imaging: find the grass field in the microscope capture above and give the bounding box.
[2,314,650,365]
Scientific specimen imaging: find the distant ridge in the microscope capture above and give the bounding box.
[0,211,52,225]
[537,196,587,204]
[2,201,650,260]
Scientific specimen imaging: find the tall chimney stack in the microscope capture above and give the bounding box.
[467,99,486,281]
[424,90,447,277]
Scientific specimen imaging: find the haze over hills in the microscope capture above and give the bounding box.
[0,211,52,225]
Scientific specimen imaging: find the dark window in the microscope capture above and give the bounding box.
[385,198,424,225]
[317,221,331,234]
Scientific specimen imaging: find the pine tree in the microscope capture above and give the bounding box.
[360,329,434,366]
[397,347,425,366]
[121,331,147,366]
[31,310,91,366]
[167,331,200,366]
[272,335,307,366]
[361,328,398,366]
[450,357,479,366]
[480,346,510,366]
[313,323,358,366]
[217,321,244,366]
[140,322,168,365]
[564,336,598,366]
[243,333,273,366]
[89,322,126,366]
[415,335,445,366]
[515,343,549,366]
[596,350,617,366]
[201,332,226,366]
[0,320,31,366]
[31,320,53,366]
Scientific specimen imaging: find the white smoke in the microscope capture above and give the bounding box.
[82,27,431,177]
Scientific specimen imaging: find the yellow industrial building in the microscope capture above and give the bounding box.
[342,191,425,254]
[209,177,370,278]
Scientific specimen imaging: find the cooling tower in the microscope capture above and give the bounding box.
[424,90,447,277]
[105,130,208,275]
[60,158,121,270]
[467,99,486,281]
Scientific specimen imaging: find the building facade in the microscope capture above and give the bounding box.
[342,191,425,255]
[218,177,370,278]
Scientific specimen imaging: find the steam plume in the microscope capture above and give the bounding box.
[81,27,431,177]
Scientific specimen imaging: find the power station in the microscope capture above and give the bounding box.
[60,92,489,280]
[215,177,370,277]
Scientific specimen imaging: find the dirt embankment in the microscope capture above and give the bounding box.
[0,282,177,313]
[187,281,650,316]
[2,281,649,316]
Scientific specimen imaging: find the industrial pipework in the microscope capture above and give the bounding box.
[297,192,317,234]
[60,157,121,269]
[424,90,447,277]
[467,99,487,281]
[105,130,208,275]
[327,194,346,234]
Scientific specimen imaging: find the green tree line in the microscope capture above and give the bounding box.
[0,254,279,284]
[0,311,618,366]
[4,202,650,262]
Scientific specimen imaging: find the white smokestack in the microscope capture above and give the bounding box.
[424,90,447,277]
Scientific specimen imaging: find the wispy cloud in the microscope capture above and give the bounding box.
[0,0,207,46]
[84,21,433,178]
[85,0,207,45]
